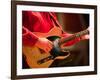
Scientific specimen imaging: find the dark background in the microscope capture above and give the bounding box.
[57,13,89,33]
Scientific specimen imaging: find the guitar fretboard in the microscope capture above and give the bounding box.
[59,29,89,45]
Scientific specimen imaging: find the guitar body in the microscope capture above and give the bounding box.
[23,27,65,68]
[23,46,54,68]
[22,27,89,68]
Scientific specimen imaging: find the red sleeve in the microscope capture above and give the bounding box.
[22,27,38,46]
[22,11,40,46]
[22,11,38,32]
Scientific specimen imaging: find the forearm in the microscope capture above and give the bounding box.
[22,27,38,46]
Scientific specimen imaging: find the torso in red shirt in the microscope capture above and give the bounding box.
[22,11,80,46]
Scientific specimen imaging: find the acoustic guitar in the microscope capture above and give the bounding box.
[22,27,89,68]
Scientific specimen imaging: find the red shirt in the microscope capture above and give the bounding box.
[22,11,80,46]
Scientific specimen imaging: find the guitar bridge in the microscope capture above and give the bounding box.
[37,56,54,64]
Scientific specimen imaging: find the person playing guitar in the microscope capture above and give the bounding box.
[22,11,89,68]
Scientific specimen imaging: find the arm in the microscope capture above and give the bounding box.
[22,12,53,53]
[22,27,38,46]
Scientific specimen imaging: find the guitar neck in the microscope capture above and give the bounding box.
[59,29,89,45]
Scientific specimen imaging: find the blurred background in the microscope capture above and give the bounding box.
[57,13,89,33]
